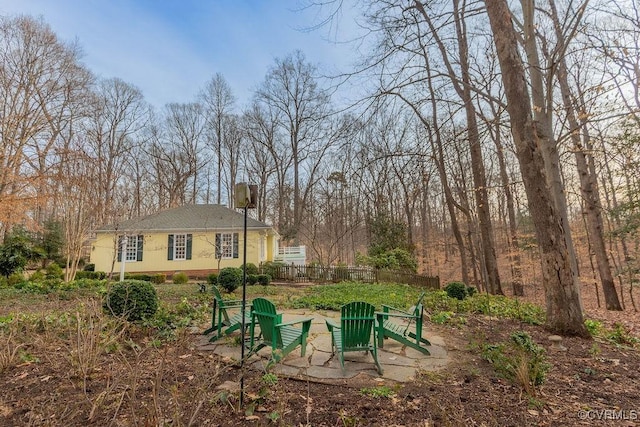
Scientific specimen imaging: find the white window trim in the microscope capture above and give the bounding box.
[173,233,187,261]
[220,232,234,259]
[125,235,138,262]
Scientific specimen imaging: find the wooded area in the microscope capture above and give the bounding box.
[1,1,639,335]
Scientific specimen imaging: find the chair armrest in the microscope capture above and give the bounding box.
[381,304,412,315]
[376,311,416,320]
[325,319,340,332]
[276,317,314,328]
[218,299,242,305]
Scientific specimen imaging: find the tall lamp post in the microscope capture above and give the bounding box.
[234,182,257,408]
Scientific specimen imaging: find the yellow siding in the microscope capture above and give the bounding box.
[90,230,275,274]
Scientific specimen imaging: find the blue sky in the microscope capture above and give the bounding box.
[0,0,360,108]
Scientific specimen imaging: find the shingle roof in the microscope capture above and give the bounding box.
[95,204,274,233]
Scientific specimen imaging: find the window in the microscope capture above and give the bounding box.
[117,234,143,262]
[174,234,187,260]
[167,234,192,261]
[215,232,239,259]
[125,235,139,261]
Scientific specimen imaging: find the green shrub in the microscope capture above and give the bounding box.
[30,270,46,282]
[172,272,189,284]
[218,267,242,292]
[431,311,454,324]
[45,262,63,279]
[605,322,640,347]
[257,273,271,286]
[75,270,107,280]
[7,272,24,286]
[72,278,107,290]
[103,280,159,321]
[466,286,477,297]
[83,263,95,271]
[481,331,550,394]
[444,281,468,300]
[261,261,287,280]
[125,273,152,282]
[244,263,259,275]
[247,274,259,285]
[207,273,218,285]
[152,273,166,284]
[584,318,603,337]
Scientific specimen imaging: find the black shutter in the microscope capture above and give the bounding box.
[215,233,221,258]
[117,235,123,262]
[167,234,174,260]
[233,233,239,259]
[136,235,144,261]
[186,234,192,260]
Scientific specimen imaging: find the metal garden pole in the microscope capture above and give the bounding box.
[240,203,248,407]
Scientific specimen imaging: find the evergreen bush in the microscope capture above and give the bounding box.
[45,262,63,279]
[247,274,259,285]
[257,273,271,286]
[75,270,107,280]
[103,280,158,321]
[172,272,189,284]
[218,267,242,292]
[444,281,468,300]
[152,273,166,284]
[244,263,259,275]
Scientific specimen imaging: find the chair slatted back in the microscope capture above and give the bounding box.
[341,301,375,351]
[251,297,282,347]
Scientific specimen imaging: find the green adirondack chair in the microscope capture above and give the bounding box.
[376,291,431,355]
[248,297,313,363]
[203,286,252,342]
[326,301,383,375]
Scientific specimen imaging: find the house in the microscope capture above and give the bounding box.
[90,204,280,277]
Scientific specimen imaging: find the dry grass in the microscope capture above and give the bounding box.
[0,330,24,374]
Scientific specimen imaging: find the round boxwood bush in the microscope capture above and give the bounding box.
[172,272,189,284]
[247,274,259,285]
[103,280,158,321]
[152,273,166,284]
[243,263,259,275]
[257,273,271,286]
[444,281,468,300]
[218,267,242,293]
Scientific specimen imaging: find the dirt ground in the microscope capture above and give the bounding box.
[1,296,639,427]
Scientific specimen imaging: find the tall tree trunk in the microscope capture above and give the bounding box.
[485,0,588,337]
[414,0,502,293]
[492,116,524,295]
[452,0,502,294]
[521,0,580,281]
[548,0,622,310]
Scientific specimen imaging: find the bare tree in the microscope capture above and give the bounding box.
[485,0,588,336]
[254,50,333,242]
[546,0,622,310]
[242,104,280,222]
[148,103,206,208]
[200,73,236,205]
[84,78,149,224]
[0,16,90,234]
